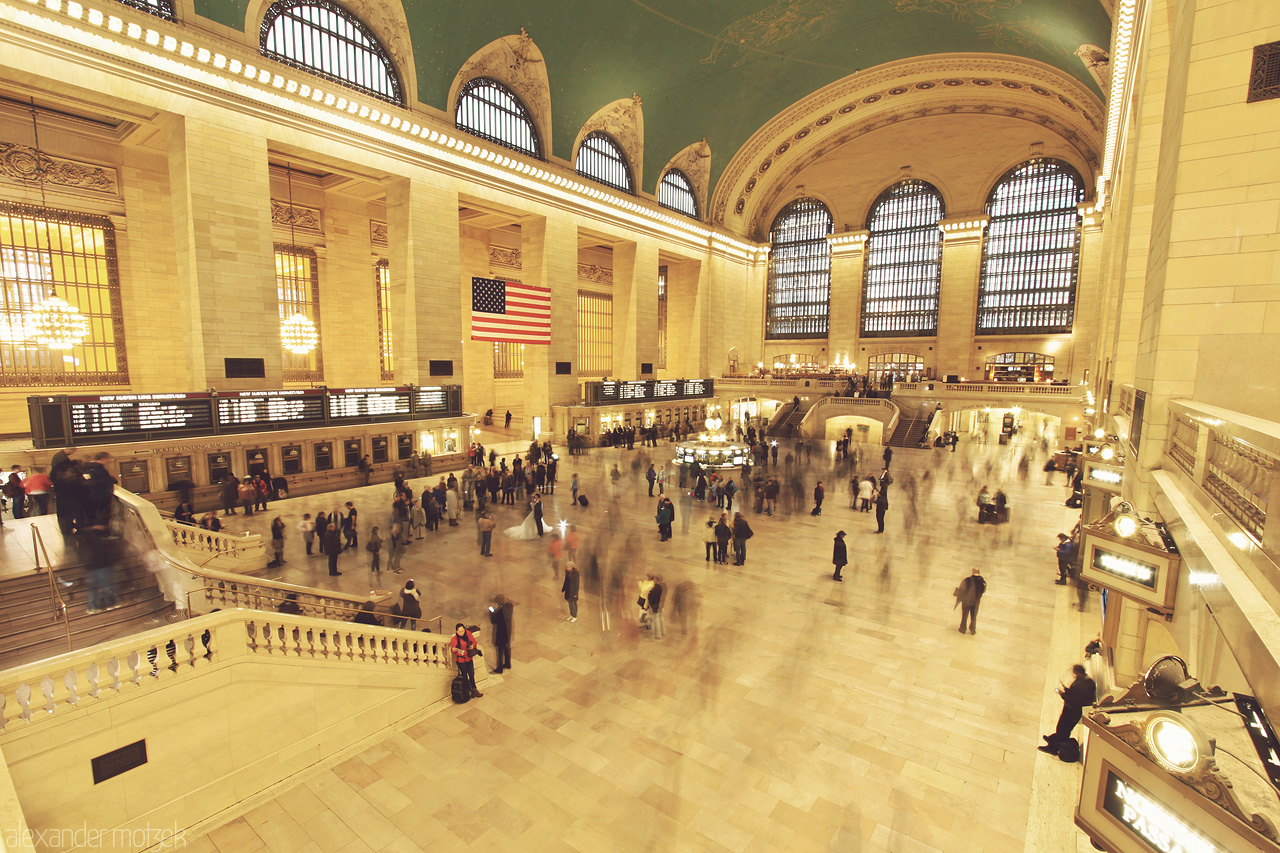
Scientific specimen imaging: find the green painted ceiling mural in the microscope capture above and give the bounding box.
[195,0,1112,197]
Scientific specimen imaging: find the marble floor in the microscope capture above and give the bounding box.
[12,434,1102,851]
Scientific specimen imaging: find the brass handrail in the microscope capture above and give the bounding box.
[31,525,72,652]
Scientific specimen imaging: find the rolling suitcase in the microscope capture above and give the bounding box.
[451,675,470,704]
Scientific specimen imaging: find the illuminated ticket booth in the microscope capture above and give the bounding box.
[1079,506,1181,615]
[1081,446,1125,525]
[1076,659,1280,853]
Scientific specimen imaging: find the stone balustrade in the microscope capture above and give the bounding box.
[165,521,266,572]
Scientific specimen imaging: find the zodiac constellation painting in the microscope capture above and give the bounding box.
[891,0,1022,22]
[701,0,845,67]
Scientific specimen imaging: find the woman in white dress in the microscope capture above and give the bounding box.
[504,507,540,540]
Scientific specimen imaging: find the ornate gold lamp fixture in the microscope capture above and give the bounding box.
[23,99,90,351]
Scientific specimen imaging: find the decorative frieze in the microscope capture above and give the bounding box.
[488,246,521,269]
[578,263,613,284]
[271,201,322,235]
[370,220,388,247]
[0,143,118,195]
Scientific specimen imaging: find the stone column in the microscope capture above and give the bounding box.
[828,232,868,370]
[936,217,988,381]
[164,113,277,389]
[665,258,704,377]
[459,225,497,415]
[1070,208,1106,386]
[320,194,377,387]
[521,215,578,439]
[384,176,463,386]
[612,239,660,379]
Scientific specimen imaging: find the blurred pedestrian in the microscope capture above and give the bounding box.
[562,562,580,622]
[832,530,847,582]
[954,568,986,634]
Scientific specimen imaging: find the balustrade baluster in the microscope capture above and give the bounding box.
[40,676,55,714]
[15,683,31,722]
[291,627,302,656]
[86,662,101,698]
[201,629,213,660]
[127,650,142,685]
[64,670,79,706]
[306,628,316,658]
[345,632,355,660]
[146,646,160,678]
[184,635,196,667]
[0,693,6,731]
[107,658,121,691]
[246,621,258,652]
[166,639,178,672]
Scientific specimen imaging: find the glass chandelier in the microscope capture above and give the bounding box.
[278,162,317,356]
[281,312,318,354]
[25,99,90,351]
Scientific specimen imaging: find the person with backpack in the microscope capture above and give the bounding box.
[1039,664,1096,759]
[449,624,483,699]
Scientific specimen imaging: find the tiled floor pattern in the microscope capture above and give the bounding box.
[19,434,1097,851]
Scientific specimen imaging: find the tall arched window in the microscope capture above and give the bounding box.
[861,180,944,337]
[977,159,1084,335]
[658,169,698,218]
[455,78,541,159]
[260,0,403,106]
[766,198,833,339]
[575,132,634,194]
[114,0,174,20]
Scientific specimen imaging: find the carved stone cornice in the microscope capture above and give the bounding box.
[577,263,612,284]
[712,55,1106,238]
[489,246,521,269]
[271,201,322,235]
[0,143,117,196]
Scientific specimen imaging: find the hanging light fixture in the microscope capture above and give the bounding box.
[278,161,317,357]
[23,99,90,351]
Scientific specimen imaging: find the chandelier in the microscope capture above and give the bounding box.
[24,99,91,351]
[30,294,91,349]
[281,313,318,354]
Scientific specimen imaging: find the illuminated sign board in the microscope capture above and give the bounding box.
[1080,529,1180,611]
[216,389,326,430]
[1084,459,1124,493]
[69,393,213,438]
[328,387,411,420]
[1235,695,1280,791]
[1092,548,1159,590]
[414,387,450,414]
[597,379,715,404]
[1103,772,1219,853]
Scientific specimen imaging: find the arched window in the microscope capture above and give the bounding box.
[985,351,1055,382]
[455,78,541,159]
[866,352,925,381]
[575,132,634,194]
[861,180,944,337]
[977,159,1084,335]
[260,0,403,106]
[766,198,833,339]
[114,0,174,20]
[658,169,698,218]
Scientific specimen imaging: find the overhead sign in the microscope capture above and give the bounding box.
[1084,459,1124,493]
[1235,695,1280,791]
[597,379,714,404]
[69,393,213,439]
[1102,771,1220,853]
[217,389,325,431]
[328,387,411,420]
[1080,528,1180,610]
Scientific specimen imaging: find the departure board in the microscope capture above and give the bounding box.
[216,390,325,429]
[328,387,411,420]
[414,387,449,413]
[597,379,714,403]
[69,393,213,438]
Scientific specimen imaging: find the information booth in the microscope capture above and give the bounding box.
[554,379,717,445]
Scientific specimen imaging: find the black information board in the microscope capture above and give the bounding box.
[69,393,213,439]
[596,378,714,404]
[216,390,326,431]
[328,387,411,420]
[29,385,463,448]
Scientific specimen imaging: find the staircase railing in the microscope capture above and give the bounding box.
[30,527,71,653]
[164,520,266,572]
[0,610,460,731]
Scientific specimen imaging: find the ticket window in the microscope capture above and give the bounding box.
[119,459,150,494]
[372,436,389,464]
[208,453,232,484]
[246,448,268,477]
[442,429,459,453]
[165,456,192,490]
[314,442,333,471]
[344,440,362,467]
[281,445,303,475]
[397,434,413,461]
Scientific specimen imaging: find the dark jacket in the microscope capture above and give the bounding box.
[1061,675,1097,710]
[833,537,847,567]
[957,575,987,606]
[562,570,580,602]
[489,602,513,641]
[732,517,752,541]
[714,521,732,543]
[323,528,342,556]
[647,582,663,613]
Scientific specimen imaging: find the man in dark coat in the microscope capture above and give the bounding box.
[731,512,753,565]
[489,595,514,671]
[832,531,848,582]
[955,568,986,634]
[1040,665,1097,754]
[323,525,343,576]
[883,445,893,469]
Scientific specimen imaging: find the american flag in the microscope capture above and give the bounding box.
[471,277,552,344]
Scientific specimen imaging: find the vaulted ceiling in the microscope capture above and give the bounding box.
[195,0,1113,198]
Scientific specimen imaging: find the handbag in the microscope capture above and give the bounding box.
[636,595,646,609]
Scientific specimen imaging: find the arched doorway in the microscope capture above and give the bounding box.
[727,346,740,374]
[985,352,1055,382]
[866,353,925,382]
